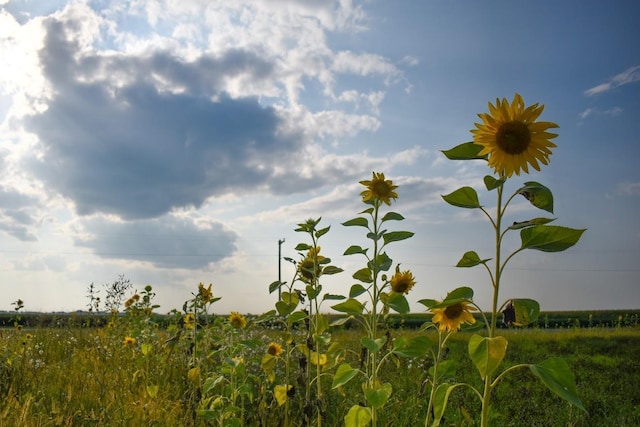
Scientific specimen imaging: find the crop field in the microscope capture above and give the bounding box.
[1,310,639,427]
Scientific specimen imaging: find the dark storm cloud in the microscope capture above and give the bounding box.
[24,15,297,220]
[75,216,237,269]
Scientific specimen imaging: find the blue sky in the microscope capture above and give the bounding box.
[0,0,638,314]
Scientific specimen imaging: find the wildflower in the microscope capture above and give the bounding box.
[267,342,283,357]
[107,321,115,328]
[472,93,558,177]
[298,246,324,282]
[431,302,476,332]
[229,311,247,329]
[25,333,34,340]
[198,282,214,303]
[184,313,196,330]
[360,172,399,206]
[390,265,416,294]
[123,336,137,346]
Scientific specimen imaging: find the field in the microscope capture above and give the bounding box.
[1,310,639,426]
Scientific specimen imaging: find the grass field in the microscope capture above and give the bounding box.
[1,315,639,426]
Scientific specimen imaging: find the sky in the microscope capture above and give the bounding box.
[0,0,639,315]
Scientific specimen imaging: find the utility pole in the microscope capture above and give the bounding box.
[278,238,285,300]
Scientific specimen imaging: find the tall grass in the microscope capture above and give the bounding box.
[1,323,639,426]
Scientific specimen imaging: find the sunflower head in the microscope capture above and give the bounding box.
[471,93,558,178]
[360,172,399,206]
[229,311,247,329]
[184,313,196,330]
[198,282,214,303]
[298,246,324,282]
[267,342,283,357]
[390,265,416,294]
[431,301,476,332]
[123,336,137,346]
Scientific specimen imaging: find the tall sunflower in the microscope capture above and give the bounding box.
[471,93,558,178]
[360,172,399,206]
[431,302,476,332]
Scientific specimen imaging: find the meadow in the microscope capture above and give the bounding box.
[1,309,639,426]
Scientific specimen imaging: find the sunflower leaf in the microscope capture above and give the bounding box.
[364,382,392,409]
[332,363,360,389]
[344,405,372,427]
[441,141,487,160]
[349,284,368,298]
[381,211,405,222]
[331,298,365,315]
[382,231,414,245]
[386,292,410,314]
[468,334,508,379]
[520,225,586,252]
[456,251,491,267]
[442,187,481,209]
[353,267,373,283]
[344,245,368,256]
[518,181,554,213]
[393,336,432,358]
[511,298,540,326]
[431,383,456,426]
[431,286,474,308]
[342,217,370,228]
[484,175,505,191]
[508,217,556,230]
[530,358,586,412]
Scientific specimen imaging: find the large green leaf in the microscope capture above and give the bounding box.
[442,187,481,209]
[361,337,386,354]
[431,383,456,426]
[520,225,586,252]
[530,358,586,412]
[322,265,344,275]
[430,286,474,309]
[456,251,491,267]
[331,298,365,315]
[512,298,540,326]
[364,382,392,409]
[344,405,372,427]
[518,181,554,213]
[294,243,311,251]
[353,267,373,283]
[342,217,370,228]
[332,363,360,389]
[315,225,330,238]
[468,334,508,379]
[385,292,410,314]
[276,301,297,317]
[484,175,505,191]
[382,231,414,245]
[381,211,405,222]
[392,336,432,358]
[268,280,282,294]
[344,245,368,256]
[349,284,368,298]
[441,141,487,160]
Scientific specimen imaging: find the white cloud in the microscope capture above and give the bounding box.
[584,64,640,96]
[617,182,640,197]
[578,106,623,120]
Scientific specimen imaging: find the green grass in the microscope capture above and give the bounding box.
[1,323,639,426]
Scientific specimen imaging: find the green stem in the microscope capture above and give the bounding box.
[370,202,380,427]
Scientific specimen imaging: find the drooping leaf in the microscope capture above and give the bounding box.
[518,181,554,213]
[306,284,320,300]
[381,211,405,222]
[371,252,393,272]
[386,292,410,314]
[382,231,414,246]
[344,245,368,256]
[520,225,586,252]
[287,310,308,325]
[530,357,586,412]
[332,363,360,389]
[364,383,392,409]
[392,336,432,358]
[276,301,297,317]
[508,217,556,230]
[342,217,370,228]
[456,251,491,267]
[417,298,439,309]
[323,293,346,301]
[468,334,508,379]
[441,141,487,160]
[344,405,372,427]
[268,280,283,294]
[274,385,292,406]
[484,175,505,191]
[442,187,481,209]
[322,265,344,275]
[431,383,456,426]
[295,243,311,251]
[331,298,365,315]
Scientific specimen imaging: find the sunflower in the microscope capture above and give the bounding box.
[229,311,247,329]
[298,246,324,282]
[267,342,283,357]
[123,336,137,346]
[184,313,196,330]
[390,265,416,294]
[471,93,558,178]
[431,302,476,332]
[360,172,399,206]
[198,282,214,303]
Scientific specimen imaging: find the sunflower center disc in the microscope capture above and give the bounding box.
[496,120,531,155]
[444,303,463,319]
